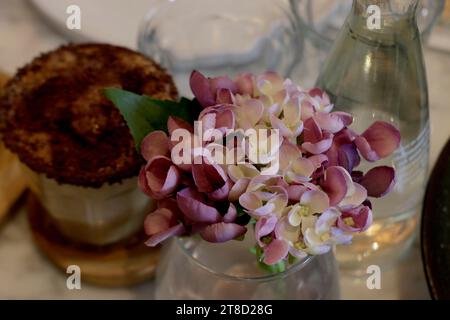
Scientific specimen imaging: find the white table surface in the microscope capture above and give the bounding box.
[0,0,449,300]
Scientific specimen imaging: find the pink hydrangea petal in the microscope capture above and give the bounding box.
[300,189,330,214]
[326,129,357,166]
[239,192,261,212]
[223,203,238,223]
[309,88,329,104]
[190,70,215,108]
[279,141,302,172]
[192,160,226,193]
[246,175,284,192]
[308,154,328,169]
[144,208,172,236]
[253,202,277,216]
[315,208,340,235]
[283,97,302,124]
[338,183,367,210]
[215,108,235,131]
[141,131,170,161]
[301,100,315,121]
[267,186,289,203]
[257,72,284,94]
[235,99,264,130]
[160,165,181,195]
[263,239,289,265]
[287,184,307,202]
[337,144,360,172]
[302,132,333,155]
[359,166,396,198]
[321,166,349,206]
[235,73,254,95]
[146,157,177,188]
[145,223,185,247]
[333,111,353,127]
[303,117,323,143]
[291,158,315,178]
[208,179,232,202]
[201,112,217,134]
[216,88,234,104]
[275,216,301,242]
[330,228,353,245]
[138,166,153,197]
[313,112,345,134]
[354,136,380,162]
[355,121,401,162]
[286,173,311,184]
[352,206,373,231]
[227,164,259,182]
[261,71,284,85]
[200,223,246,243]
[229,178,250,202]
[210,76,238,95]
[308,88,333,113]
[338,205,372,232]
[142,156,181,200]
[255,215,278,247]
[168,116,194,136]
[289,247,308,259]
[177,188,222,223]
[335,128,357,144]
[270,114,294,138]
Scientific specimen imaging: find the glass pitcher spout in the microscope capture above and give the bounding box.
[353,0,419,16]
[348,0,421,41]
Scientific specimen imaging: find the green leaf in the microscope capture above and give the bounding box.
[234,203,252,226]
[103,88,200,151]
[257,260,286,274]
[252,244,286,274]
[236,203,247,217]
[288,253,298,265]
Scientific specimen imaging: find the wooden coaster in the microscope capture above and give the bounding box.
[27,193,160,287]
[0,71,28,223]
[0,71,9,87]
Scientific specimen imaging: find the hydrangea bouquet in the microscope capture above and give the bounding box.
[105,71,400,271]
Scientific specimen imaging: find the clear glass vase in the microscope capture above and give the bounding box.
[315,0,429,271]
[138,0,301,96]
[154,233,340,300]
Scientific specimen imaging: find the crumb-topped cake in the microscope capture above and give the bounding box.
[0,43,178,188]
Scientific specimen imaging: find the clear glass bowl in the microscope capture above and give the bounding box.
[155,231,340,300]
[138,0,302,96]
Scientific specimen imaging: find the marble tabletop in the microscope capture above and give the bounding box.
[0,0,449,300]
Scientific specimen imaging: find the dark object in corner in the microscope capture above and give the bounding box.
[422,138,450,300]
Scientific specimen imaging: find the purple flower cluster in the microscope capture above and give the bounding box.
[139,71,401,265]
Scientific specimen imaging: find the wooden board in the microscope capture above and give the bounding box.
[0,72,28,223]
[27,193,159,287]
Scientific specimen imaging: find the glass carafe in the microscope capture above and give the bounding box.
[316,0,429,271]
